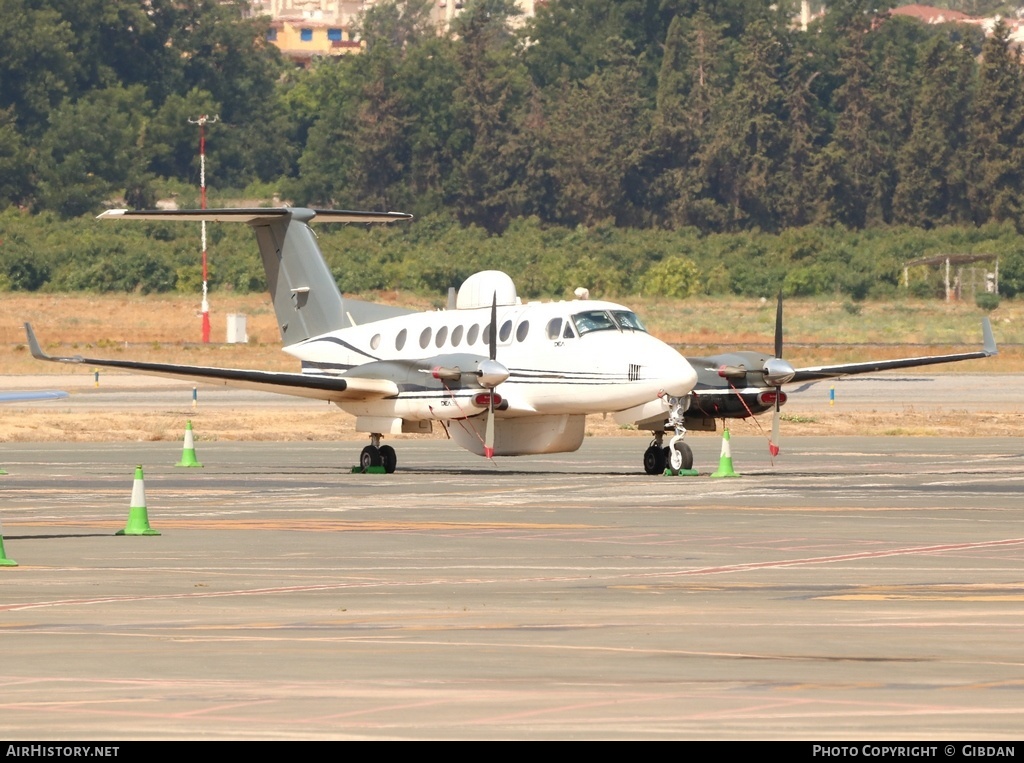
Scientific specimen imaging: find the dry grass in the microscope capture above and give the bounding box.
[1,292,1020,442]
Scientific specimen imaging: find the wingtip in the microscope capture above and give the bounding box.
[982,316,998,356]
[23,322,45,360]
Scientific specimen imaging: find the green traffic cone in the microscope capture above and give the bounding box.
[116,466,161,536]
[710,427,740,479]
[175,420,203,468]
[0,525,17,566]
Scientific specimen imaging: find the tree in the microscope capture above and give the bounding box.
[447,0,533,232]
[0,0,77,136]
[647,11,729,230]
[965,21,1024,228]
[707,19,791,231]
[816,8,891,228]
[0,106,30,206]
[539,42,650,227]
[892,36,974,227]
[35,85,155,218]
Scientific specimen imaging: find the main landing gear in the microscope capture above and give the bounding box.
[359,433,397,473]
[642,393,693,475]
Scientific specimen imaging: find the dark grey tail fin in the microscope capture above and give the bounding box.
[98,207,414,346]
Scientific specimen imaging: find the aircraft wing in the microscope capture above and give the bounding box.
[23,324,398,403]
[789,317,997,382]
[0,390,68,402]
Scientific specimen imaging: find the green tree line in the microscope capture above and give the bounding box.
[3,206,1021,300]
[1,0,1023,301]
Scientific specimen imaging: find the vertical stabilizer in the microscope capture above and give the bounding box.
[251,209,345,345]
[98,207,414,346]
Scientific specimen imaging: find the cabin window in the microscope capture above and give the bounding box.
[546,318,562,340]
[572,310,617,336]
[499,319,513,342]
[370,333,381,350]
[467,324,480,345]
[419,327,432,349]
[395,328,407,350]
[481,323,493,346]
[451,325,464,347]
[516,321,529,342]
[435,325,448,348]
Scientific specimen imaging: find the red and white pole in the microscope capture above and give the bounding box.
[189,114,217,343]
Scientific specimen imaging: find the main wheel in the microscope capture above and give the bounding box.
[379,444,397,474]
[643,445,666,475]
[360,445,382,470]
[670,441,693,471]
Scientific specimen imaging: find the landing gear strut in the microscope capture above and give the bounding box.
[642,394,693,474]
[359,433,397,473]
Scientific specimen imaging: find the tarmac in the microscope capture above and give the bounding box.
[1,431,1023,740]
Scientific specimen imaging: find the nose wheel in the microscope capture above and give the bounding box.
[667,436,693,471]
[643,442,668,475]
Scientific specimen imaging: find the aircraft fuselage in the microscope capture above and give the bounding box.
[288,297,697,454]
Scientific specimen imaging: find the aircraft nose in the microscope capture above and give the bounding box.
[662,351,697,397]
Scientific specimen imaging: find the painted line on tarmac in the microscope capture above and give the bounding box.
[656,536,1024,577]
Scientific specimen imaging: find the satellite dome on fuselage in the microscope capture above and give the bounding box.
[457,271,518,309]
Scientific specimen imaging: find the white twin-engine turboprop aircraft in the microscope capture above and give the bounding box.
[26,207,699,473]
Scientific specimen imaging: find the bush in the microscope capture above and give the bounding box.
[975,292,1000,311]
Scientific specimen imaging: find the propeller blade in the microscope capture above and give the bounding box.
[769,388,781,458]
[484,291,498,458]
[769,291,784,459]
[775,290,784,359]
[485,395,495,459]
[489,292,497,362]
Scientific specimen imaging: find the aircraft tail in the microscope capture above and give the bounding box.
[99,207,414,346]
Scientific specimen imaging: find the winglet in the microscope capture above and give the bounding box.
[982,317,998,356]
[24,323,84,364]
[24,323,46,359]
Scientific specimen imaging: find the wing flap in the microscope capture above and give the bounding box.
[24,324,397,403]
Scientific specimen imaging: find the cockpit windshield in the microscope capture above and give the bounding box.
[610,310,646,332]
[571,309,648,336]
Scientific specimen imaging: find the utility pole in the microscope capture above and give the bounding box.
[188,114,218,343]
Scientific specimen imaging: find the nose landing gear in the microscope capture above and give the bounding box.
[642,394,695,475]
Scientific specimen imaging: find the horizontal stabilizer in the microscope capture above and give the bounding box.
[98,208,413,225]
